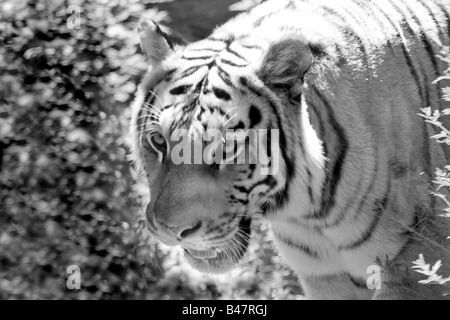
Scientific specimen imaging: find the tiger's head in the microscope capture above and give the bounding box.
[130,19,314,273]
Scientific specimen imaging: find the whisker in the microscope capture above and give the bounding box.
[230,236,246,257]
[147,89,165,111]
[223,113,239,128]
[137,121,161,128]
[137,114,159,123]
[138,127,160,137]
[228,237,245,258]
[141,102,162,111]
[223,244,235,262]
[221,107,238,122]
[134,221,164,282]
[138,125,160,132]
[139,109,161,120]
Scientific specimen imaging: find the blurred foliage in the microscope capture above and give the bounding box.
[0,0,300,299]
[415,46,450,286]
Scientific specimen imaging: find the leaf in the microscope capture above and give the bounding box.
[23,47,43,59]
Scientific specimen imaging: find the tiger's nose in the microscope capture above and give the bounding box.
[177,221,203,240]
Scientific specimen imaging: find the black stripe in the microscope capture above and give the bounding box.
[414,0,445,39]
[143,92,157,107]
[234,185,248,194]
[435,2,450,38]
[273,233,320,259]
[182,100,197,114]
[326,128,378,228]
[226,47,248,62]
[371,1,426,104]
[251,175,277,191]
[307,169,314,204]
[207,37,229,43]
[229,121,245,131]
[396,0,441,77]
[347,274,368,289]
[182,55,214,61]
[149,114,158,122]
[220,58,248,68]
[169,85,192,95]
[239,77,295,185]
[323,7,369,66]
[234,175,277,197]
[340,178,391,250]
[164,69,177,81]
[249,105,262,128]
[265,127,272,158]
[247,163,257,179]
[212,87,231,101]
[177,65,205,79]
[308,87,348,220]
[196,105,206,122]
[216,65,234,87]
[154,23,174,50]
[193,79,204,94]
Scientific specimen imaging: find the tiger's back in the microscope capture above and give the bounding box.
[131,0,450,299]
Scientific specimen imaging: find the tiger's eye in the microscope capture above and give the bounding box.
[147,132,167,153]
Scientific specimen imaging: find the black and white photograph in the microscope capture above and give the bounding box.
[1,0,450,302]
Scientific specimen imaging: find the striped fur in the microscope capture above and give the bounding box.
[130,0,450,299]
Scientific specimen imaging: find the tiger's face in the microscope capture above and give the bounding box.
[141,83,264,273]
[131,20,312,273]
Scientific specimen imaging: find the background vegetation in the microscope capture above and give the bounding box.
[414,47,450,285]
[0,0,301,300]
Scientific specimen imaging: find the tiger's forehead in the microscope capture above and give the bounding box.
[153,37,262,137]
[159,90,241,138]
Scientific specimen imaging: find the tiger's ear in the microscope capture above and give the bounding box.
[257,38,312,98]
[138,18,187,65]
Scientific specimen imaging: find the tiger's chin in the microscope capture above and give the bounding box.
[183,217,252,274]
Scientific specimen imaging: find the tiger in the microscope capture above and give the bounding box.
[129,0,450,299]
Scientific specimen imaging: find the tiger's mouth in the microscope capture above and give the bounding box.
[183,216,252,274]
